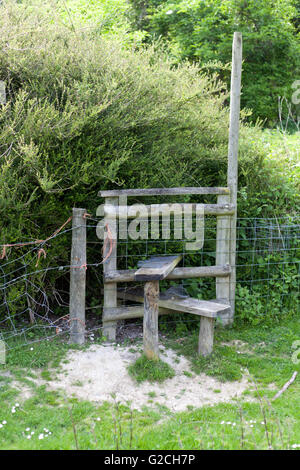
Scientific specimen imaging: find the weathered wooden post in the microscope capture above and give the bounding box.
[0,81,6,105]
[227,31,242,323]
[216,193,231,324]
[143,281,159,360]
[198,317,215,356]
[69,208,87,344]
[102,196,119,341]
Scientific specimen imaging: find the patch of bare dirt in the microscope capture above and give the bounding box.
[45,343,251,412]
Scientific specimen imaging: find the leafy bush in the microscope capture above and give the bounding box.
[130,0,300,124]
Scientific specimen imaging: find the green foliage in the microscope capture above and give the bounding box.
[235,246,299,326]
[128,354,176,382]
[131,0,300,123]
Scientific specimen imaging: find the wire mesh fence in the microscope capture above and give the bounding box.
[0,213,299,353]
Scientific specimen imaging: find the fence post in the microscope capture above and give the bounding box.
[0,81,6,105]
[102,196,118,341]
[227,32,242,323]
[216,194,231,324]
[69,208,86,344]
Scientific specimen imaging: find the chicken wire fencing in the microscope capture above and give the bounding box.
[0,214,299,354]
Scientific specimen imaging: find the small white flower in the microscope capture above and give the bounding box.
[0,424,3,429]
[38,433,44,440]
[11,408,16,413]
[26,427,30,432]
[226,421,231,425]
[96,417,101,421]
[27,435,31,439]
[166,10,173,15]
[30,348,33,351]
[2,421,7,425]
[232,423,236,426]
[221,421,225,424]
[15,403,20,407]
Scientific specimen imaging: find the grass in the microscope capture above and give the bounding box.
[0,314,299,450]
[128,354,175,383]
[165,317,300,386]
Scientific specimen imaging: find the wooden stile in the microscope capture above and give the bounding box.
[95,32,242,358]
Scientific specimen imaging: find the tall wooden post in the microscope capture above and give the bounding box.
[227,32,242,323]
[69,208,86,344]
[216,194,231,324]
[102,196,118,341]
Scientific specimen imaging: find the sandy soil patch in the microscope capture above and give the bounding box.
[46,344,250,412]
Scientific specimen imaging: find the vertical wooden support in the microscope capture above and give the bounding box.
[216,194,231,324]
[103,196,118,341]
[0,81,6,105]
[143,281,159,360]
[69,208,86,344]
[198,317,214,356]
[227,32,242,323]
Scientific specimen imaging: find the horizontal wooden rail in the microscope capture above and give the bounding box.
[99,187,230,197]
[103,203,234,218]
[103,305,175,321]
[104,265,231,283]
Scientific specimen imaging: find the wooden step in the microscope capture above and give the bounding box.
[116,287,230,318]
[134,255,182,281]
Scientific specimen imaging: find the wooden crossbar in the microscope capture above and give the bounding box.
[103,203,235,218]
[104,265,231,283]
[99,187,230,197]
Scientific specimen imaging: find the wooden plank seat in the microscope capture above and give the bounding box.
[108,287,230,356]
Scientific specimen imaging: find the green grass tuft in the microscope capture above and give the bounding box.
[128,355,175,384]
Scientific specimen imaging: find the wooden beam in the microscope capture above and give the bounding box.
[143,281,159,360]
[116,287,230,318]
[227,32,242,324]
[135,255,182,281]
[102,196,118,341]
[69,208,86,345]
[103,203,235,219]
[0,81,6,105]
[103,305,176,321]
[198,317,215,356]
[104,265,231,283]
[216,194,231,324]
[99,187,230,197]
